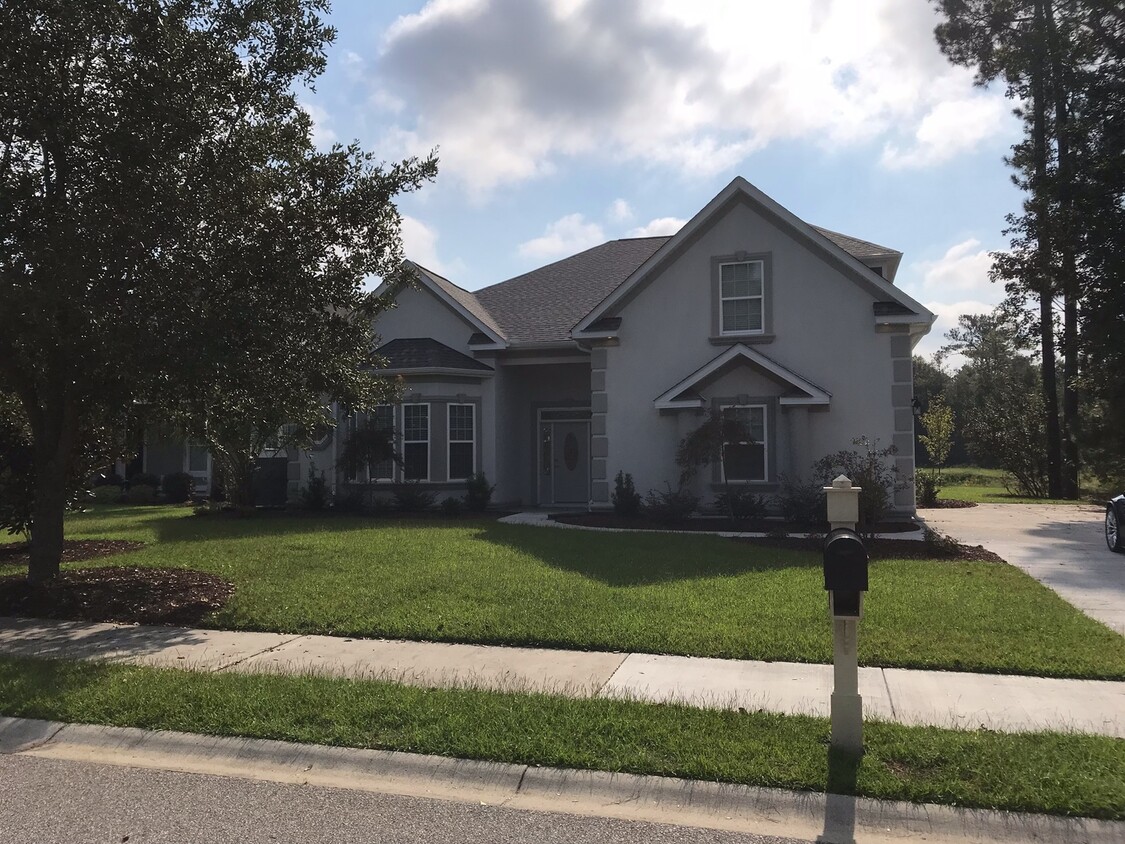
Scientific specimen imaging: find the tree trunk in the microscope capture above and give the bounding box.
[1031,0,1063,499]
[1043,0,1081,498]
[27,439,69,584]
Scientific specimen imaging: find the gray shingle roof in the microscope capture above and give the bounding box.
[412,226,900,347]
[811,226,900,260]
[376,338,494,372]
[474,237,669,345]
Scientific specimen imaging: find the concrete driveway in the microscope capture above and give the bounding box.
[922,503,1125,635]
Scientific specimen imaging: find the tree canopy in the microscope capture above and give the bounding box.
[0,0,436,580]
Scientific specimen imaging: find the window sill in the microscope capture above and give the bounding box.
[710,334,775,345]
[710,482,779,493]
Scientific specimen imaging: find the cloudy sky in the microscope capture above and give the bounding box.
[303,0,1024,361]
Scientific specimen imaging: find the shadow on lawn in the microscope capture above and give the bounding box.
[476,522,821,586]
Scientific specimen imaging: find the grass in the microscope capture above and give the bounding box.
[0,655,1121,819]
[3,505,1124,679]
[936,466,1111,505]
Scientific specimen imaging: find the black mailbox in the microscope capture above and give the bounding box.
[823,528,869,592]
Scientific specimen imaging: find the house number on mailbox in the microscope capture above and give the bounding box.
[563,432,579,471]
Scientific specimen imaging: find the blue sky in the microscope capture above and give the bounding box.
[301,0,1026,361]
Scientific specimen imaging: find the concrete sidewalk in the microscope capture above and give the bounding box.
[2,616,1122,737]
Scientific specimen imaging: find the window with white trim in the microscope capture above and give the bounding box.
[369,405,395,482]
[402,403,429,481]
[447,404,475,481]
[721,405,767,482]
[719,261,764,334]
[344,413,366,483]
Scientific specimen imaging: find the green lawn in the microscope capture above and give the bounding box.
[1,656,1121,819]
[4,504,1125,678]
[936,467,1110,504]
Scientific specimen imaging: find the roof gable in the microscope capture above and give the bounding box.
[574,177,933,335]
[654,344,832,410]
[406,261,507,348]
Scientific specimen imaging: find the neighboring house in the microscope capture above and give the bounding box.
[139,177,934,513]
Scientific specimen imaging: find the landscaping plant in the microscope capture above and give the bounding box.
[611,471,642,517]
[465,472,494,512]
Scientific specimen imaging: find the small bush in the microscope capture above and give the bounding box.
[643,483,699,524]
[335,489,368,514]
[162,472,194,504]
[465,472,494,512]
[124,484,157,505]
[93,471,123,488]
[715,486,767,521]
[812,437,903,535]
[129,472,160,489]
[774,475,825,524]
[395,483,436,512]
[300,467,332,511]
[91,485,122,504]
[612,471,642,517]
[916,474,940,507]
[440,496,463,516]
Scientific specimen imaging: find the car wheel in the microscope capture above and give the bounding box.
[1107,507,1124,553]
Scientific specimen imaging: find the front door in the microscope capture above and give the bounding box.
[551,421,590,504]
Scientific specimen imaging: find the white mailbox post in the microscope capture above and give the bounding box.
[823,475,865,755]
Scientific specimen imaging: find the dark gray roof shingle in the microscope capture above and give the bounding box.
[376,338,493,372]
[474,237,669,345]
[811,226,900,260]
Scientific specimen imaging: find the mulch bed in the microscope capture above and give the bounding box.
[732,535,1004,563]
[918,499,978,509]
[549,512,922,534]
[0,566,234,626]
[0,539,145,566]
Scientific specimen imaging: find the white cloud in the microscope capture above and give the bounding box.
[608,198,633,222]
[400,215,464,279]
[518,213,605,259]
[917,238,996,294]
[881,96,1011,169]
[629,217,686,238]
[299,101,337,148]
[372,0,1017,194]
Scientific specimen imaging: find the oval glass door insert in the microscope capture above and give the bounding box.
[563,432,579,471]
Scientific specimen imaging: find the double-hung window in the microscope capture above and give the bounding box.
[721,405,767,482]
[447,404,475,481]
[402,404,430,481]
[369,405,395,482]
[719,261,764,334]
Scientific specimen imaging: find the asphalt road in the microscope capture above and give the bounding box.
[0,755,809,844]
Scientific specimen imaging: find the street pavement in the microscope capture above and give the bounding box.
[922,503,1125,634]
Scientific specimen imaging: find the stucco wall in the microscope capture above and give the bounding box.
[601,197,912,512]
[373,284,480,350]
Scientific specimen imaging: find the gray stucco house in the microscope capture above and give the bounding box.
[142,177,934,513]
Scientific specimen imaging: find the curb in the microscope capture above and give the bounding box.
[2,716,1119,844]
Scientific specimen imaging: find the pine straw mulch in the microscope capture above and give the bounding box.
[917,499,978,509]
[0,540,233,626]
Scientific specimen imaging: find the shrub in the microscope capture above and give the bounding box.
[162,472,194,503]
[440,496,463,516]
[300,467,332,511]
[334,489,368,514]
[124,484,157,505]
[916,473,940,507]
[715,486,767,521]
[394,483,436,512]
[465,471,494,512]
[93,471,123,487]
[774,474,825,524]
[812,437,904,536]
[91,485,122,504]
[612,471,642,517]
[643,483,699,524]
[129,472,160,490]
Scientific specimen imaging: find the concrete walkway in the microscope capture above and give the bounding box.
[922,503,1125,635]
[2,616,1121,738]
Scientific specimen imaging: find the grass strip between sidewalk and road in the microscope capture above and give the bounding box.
[1,656,1122,820]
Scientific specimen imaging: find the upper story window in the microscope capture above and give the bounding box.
[719,261,764,334]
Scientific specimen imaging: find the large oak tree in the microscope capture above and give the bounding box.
[0,0,435,581]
